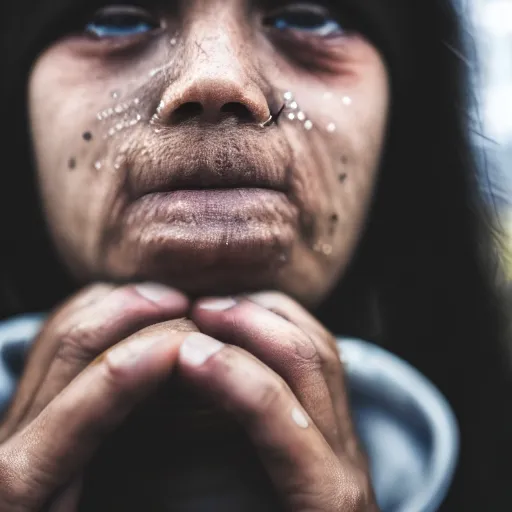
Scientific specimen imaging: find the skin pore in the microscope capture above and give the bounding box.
[28,0,389,306]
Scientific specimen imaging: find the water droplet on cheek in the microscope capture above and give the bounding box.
[304,120,313,131]
[111,90,120,99]
[326,122,336,133]
[94,161,102,171]
[342,96,352,106]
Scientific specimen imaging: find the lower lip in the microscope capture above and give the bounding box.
[124,188,299,261]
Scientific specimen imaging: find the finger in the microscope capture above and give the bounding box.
[245,292,356,458]
[24,283,189,425]
[0,322,190,511]
[0,284,114,439]
[178,333,362,511]
[191,297,342,449]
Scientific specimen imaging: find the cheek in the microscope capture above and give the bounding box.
[278,52,389,256]
[28,51,131,265]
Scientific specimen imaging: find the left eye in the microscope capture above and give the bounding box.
[264,4,343,37]
[84,5,161,38]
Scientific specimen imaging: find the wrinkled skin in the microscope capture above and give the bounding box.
[0,0,389,510]
[29,0,388,305]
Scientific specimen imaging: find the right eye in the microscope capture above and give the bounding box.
[84,5,162,38]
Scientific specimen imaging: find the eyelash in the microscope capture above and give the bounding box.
[83,3,345,40]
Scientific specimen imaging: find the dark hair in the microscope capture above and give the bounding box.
[1,0,511,509]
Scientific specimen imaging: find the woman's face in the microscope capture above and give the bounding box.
[28,0,389,306]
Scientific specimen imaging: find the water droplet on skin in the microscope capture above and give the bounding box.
[287,113,296,121]
[289,101,298,110]
[304,120,313,130]
[136,114,142,121]
[170,37,177,45]
[111,90,120,99]
[283,91,293,101]
[115,122,124,131]
[322,244,333,256]
[114,105,123,114]
[133,98,140,105]
[157,101,165,113]
[297,111,306,121]
[326,122,336,133]
[94,161,102,170]
[97,113,103,121]
[342,96,352,106]
[108,127,116,136]
[279,253,288,263]
[82,131,93,141]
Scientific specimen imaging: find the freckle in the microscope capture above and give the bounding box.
[326,122,336,133]
[304,120,313,131]
[68,157,76,169]
[291,407,309,429]
[341,155,348,165]
[82,131,92,141]
[342,96,352,106]
[331,214,338,223]
[339,173,347,183]
[94,161,102,171]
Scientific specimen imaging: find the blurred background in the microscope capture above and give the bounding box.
[469,0,512,212]
[468,0,512,270]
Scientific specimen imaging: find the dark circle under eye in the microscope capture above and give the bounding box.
[264,4,343,37]
[85,5,161,38]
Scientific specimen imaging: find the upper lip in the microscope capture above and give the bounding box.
[127,135,290,198]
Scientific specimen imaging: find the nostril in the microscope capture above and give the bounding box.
[171,102,203,123]
[220,102,254,122]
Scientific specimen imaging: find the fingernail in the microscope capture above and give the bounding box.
[107,335,166,368]
[180,333,224,366]
[135,283,180,304]
[291,407,309,429]
[198,297,237,311]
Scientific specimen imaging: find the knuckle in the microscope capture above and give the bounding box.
[54,322,101,365]
[252,374,288,415]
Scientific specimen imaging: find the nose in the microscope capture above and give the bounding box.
[158,76,271,126]
[156,18,271,127]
